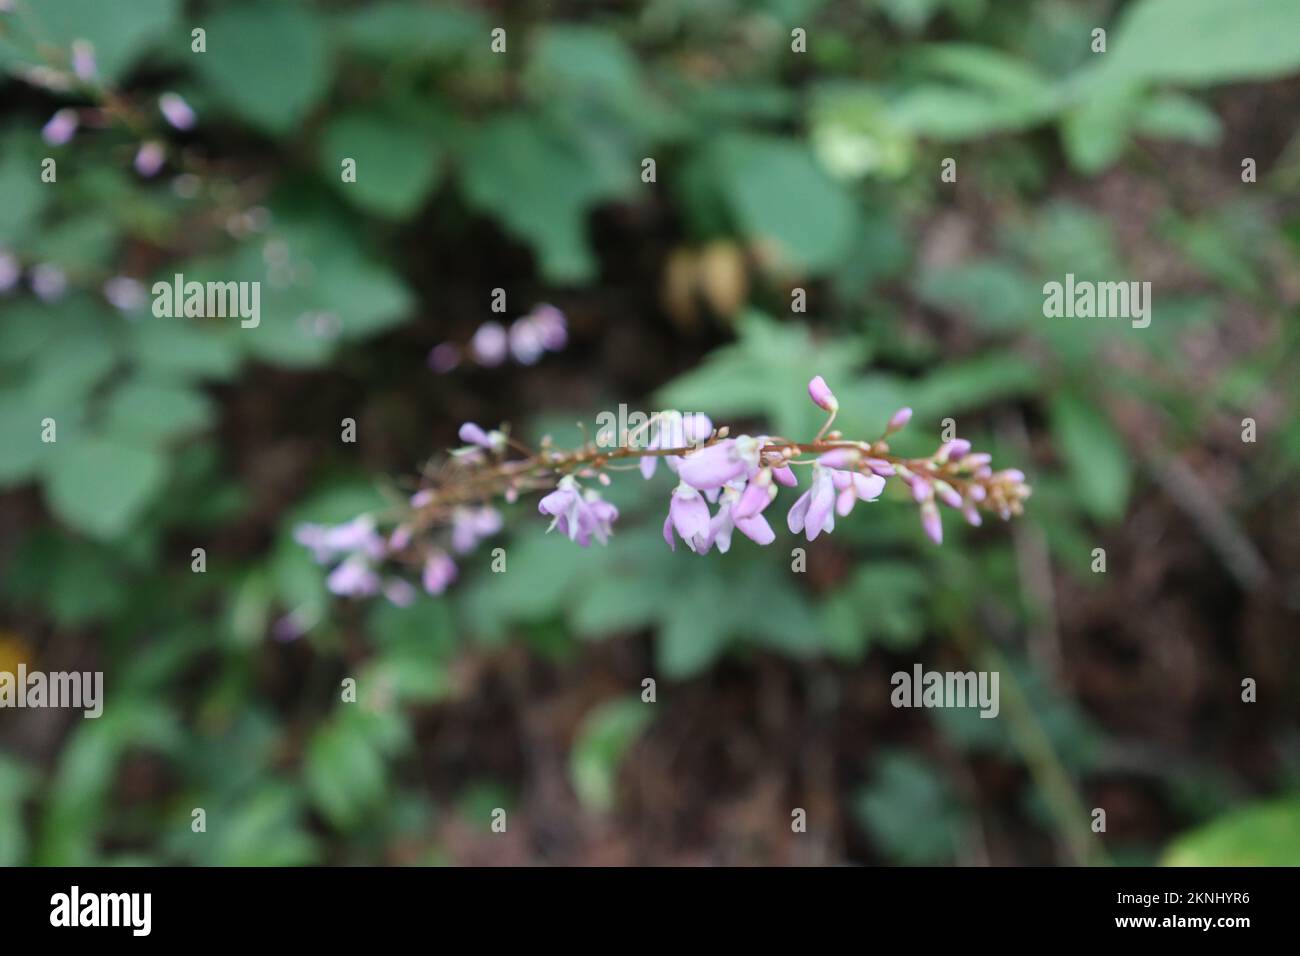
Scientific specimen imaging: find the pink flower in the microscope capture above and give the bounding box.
[134,141,166,178]
[529,304,568,351]
[328,556,380,597]
[539,477,617,546]
[471,321,508,367]
[886,407,913,434]
[383,578,418,607]
[41,109,78,146]
[833,471,885,517]
[451,505,502,553]
[159,92,196,130]
[664,483,711,552]
[427,342,460,373]
[509,315,545,364]
[71,40,97,82]
[676,436,759,490]
[808,375,838,412]
[422,551,457,594]
[458,422,492,447]
[732,470,776,520]
[920,501,943,545]
[787,465,836,541]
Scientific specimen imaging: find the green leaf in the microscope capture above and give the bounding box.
[305,709,406,831]
[1163,797,1300,866]
[0,754,36,866]
[104,378,214,443]
[44,437,168,540]
[569,698,653,812]
[319,112,443,219]
[1050,392,1132,522]
[1099,0,1300,87]
[194,1,331,134]
[0,0,179,84]
[855,751,960,864]
[334,2,485,60]
[707,134,860,272]
[459,113,631,281]
[0,129,47,246]
[1135,93,1222,146]
[1060,84,1142,174]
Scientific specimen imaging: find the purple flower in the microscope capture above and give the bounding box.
[933,480,963,509]
[508,315,545,364]
[42,109,78,146]
[471,321,508,367]
[103,276,146,312]
[580,492,619,546]
[427,342,460,373]
[71,40,97,82]
[0,252,19,293]
[787,465,836,541]
[328,556,380,597]
[676,436,760,490]
[664,482,711,552]
[938,439,972,462]
[30,264,68,302]
[388,525,413,551]
[539,477,618,546]
[886,407,913,435]
[530,304,568,351]
[159,92,196,130]
[422,551,457,595]
[732,470,776,520]
[833,471,885,517]
[808,375,838,412]
[134,141,165,178]
[383,578,418,607]
[771,464,798,487]
[920,500,943,545]
[451,505,502,553]
[458,422,492,448]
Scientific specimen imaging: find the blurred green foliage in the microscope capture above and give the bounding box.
[0,0,1297,865]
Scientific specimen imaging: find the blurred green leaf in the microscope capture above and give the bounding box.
[194,1,331,133]
[569,697,653,812]
[44,437,168,540]
[855,751,961,864]
[1097,0,1300,87]
[319,112,443,219]
[1163,797,1300,866]
[0,0,178,84]
[1050,392,1132,523]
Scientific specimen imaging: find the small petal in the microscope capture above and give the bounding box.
[677,440,747,490]
[807,375,838,412]
[458,422,492,447]
[159,92,196,130]
[920,501,943,545]
[886,407,913,434]
[735,512,775,545]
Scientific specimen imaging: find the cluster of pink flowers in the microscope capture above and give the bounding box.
[427,304,567,372]
[296,376,1032,608]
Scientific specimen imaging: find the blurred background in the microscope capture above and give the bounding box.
[1,0,1298,866]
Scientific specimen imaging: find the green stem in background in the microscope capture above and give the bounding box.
[953,626,1109,867]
